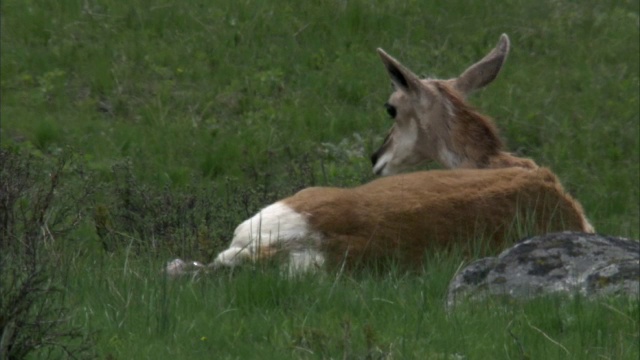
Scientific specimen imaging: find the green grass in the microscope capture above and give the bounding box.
[2,0,638,235]
[6,228,640,359]
[1,0,639,358]
[63,248,638,359]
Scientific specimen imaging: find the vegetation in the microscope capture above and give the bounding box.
[1,0,638,358]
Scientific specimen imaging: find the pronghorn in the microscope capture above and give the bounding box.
[205,167,592,274]
[372,34,538,176]
[166,35,594,276]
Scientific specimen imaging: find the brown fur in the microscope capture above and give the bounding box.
[283,167,590,270]
[436,82,539,170]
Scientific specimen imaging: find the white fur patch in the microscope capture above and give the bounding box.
[389,120,420,174]
[439,146,462,168]
[372,151,393,176]
[212,202,324,272]
[397,119,420,152]
[374,120,420,176]
[581,217,595,234]
[165,258,205,277]
[442,93,456,119]
[289,249,325,274]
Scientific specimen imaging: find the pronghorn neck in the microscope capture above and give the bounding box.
[434,82,502,168]
[435,83,537,170]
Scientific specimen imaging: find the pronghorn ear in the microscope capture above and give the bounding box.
[453,34,510,96]
[377,48,422,94]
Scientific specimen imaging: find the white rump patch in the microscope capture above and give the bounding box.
[212,202,324,272]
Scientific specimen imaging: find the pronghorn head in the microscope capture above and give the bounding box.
[371,34,511,176]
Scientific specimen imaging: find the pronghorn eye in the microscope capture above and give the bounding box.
[384,103,397,119]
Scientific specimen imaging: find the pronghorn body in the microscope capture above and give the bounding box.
[212,167,591,272]
[167,35,594,276]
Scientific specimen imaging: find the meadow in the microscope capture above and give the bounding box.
[1,0,638,358]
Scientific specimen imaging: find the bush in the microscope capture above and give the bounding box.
[0,148,94,359]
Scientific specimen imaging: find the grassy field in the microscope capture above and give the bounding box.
[1,0,639,358]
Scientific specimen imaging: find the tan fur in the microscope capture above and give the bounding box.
[372,34,539,174]
[282,167,591,270]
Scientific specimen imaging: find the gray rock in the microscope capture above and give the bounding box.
[446,232,639,308]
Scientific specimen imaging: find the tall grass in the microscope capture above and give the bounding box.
[63,249,637,359]
[1,0,638,358]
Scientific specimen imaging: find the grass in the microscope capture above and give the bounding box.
[1,0,639,358]
[2,0,638,234]
[62,251,637,359]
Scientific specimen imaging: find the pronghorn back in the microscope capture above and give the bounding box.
[212,167,592,273]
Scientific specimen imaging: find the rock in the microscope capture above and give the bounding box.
[446,232,639,308]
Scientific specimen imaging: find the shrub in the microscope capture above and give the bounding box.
[0,148,94,359]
